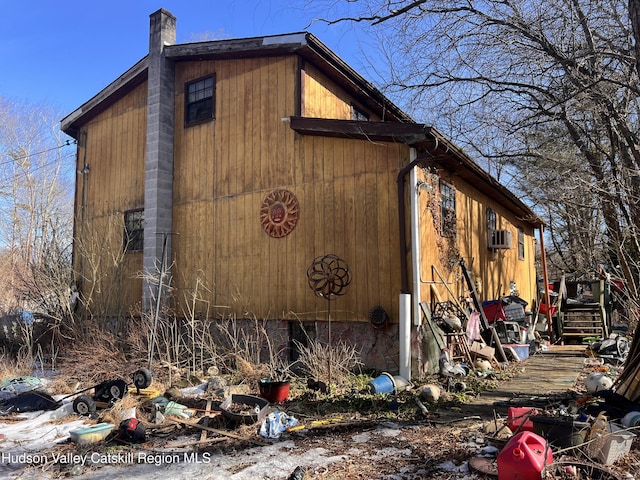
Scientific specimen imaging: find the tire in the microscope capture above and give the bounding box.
[133,368,153,389]
[73,394,96,416]
[95,379,126,402]
[108,380,126,400]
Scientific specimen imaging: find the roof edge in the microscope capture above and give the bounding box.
[61,57,148,137]
[290,116,543,227]
[302,33,412,123]
[164,32,309,59]
[61,30,415,136]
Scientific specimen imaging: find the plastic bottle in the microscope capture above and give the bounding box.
[497,431,553,480]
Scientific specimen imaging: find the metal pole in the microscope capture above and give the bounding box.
[327,299,332,395]
[538,225,555,343]
[148,232,169,371]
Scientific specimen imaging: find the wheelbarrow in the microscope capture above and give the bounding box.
[71,368,153,416]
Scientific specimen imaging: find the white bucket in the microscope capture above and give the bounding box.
[520,327,527,344]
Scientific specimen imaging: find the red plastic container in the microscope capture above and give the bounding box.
[258,379,290,403]
[482,301,507,323]
[538,303,556,316]
[508,407,539,433]
[498,431,553,480]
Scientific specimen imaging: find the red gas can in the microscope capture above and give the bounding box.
[507,407,539,432]
[497,431,553,480]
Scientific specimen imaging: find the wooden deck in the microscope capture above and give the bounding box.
[466,345,587,417]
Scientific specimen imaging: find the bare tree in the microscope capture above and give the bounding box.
[0,96,76,341]
[311,0,640,300]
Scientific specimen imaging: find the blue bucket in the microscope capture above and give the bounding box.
[369,372,396,394]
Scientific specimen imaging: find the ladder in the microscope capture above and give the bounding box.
[459,259,508,363]
[444,332,474,365]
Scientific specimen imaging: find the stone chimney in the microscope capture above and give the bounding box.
[143,9,176,310]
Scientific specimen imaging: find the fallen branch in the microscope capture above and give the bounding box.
[169,418,269,446]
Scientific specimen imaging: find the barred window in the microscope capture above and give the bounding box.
[440,181,456,237]
[124,209,144,252]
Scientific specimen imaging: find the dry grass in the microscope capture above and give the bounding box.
[294,339,364,391]
[0,350,33,379]
[0,301,366,402]
[56,328,139,385]
[99,395,141,425]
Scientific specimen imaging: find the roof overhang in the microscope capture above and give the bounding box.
[61,32,411,138]
[61,58,148,138]
[289,116,543,228]
[165,33,412,124]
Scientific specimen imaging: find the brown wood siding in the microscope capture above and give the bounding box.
[172,55,409,324]
[301,62,381,121]
[417,167,537,311]
[73,82,147,314]
[173,55,301,317]
[72,50,538,326]
[456,178,537,307]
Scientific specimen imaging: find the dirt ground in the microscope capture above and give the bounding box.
[2,347,639,479]
[276,414,640,479]
[3,384,637,479]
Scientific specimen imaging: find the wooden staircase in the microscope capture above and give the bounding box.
[559,303,608,343]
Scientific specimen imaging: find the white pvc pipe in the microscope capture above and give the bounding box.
[399,293,411,380]
[398,149,420,382]
[410,161,422,326]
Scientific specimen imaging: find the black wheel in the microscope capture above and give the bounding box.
[133,368,153,389]
[73,394,96,416]
[95,379,127,402]
[108,380,126,400]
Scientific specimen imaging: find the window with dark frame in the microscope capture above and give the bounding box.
[487,208,496,232]
[487,208,496,249]
[124,209,144,252]
[351,104,369,121]
[440,181,457,237]
[185,76,215,126]
[518,226,525,260]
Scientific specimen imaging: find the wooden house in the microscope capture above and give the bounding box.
[61,9,543,376]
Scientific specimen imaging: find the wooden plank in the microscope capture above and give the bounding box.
[169,418,269,446]
[353,171,368,316]
[282,57,296,185]
[364,171,378,309]
[430,284,444,304]
[240,58,251,189]
[197,399,213,451]
[235,58,248,192]
[258,57,269,191]
[267,59,278,184]
[324,173,337,252]
[343,168,358,313]
[227,58,238,197]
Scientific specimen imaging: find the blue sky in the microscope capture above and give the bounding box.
[1,1,375,116]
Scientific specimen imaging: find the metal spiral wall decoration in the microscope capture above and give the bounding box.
[306,254,351,393]
[306,254,351,299]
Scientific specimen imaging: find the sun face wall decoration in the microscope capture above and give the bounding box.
[260,189,300,238]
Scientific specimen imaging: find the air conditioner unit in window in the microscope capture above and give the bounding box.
[489,229,512,249]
